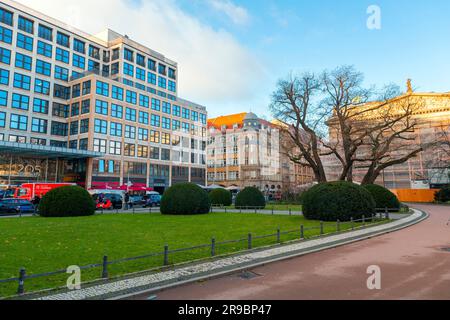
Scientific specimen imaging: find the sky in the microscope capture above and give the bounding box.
[15,0,450,118]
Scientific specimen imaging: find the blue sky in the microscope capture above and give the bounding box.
[19,0,450,118]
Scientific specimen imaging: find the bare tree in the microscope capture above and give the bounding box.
[270,73,328,183]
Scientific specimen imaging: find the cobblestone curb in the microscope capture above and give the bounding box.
[30,209,426,300]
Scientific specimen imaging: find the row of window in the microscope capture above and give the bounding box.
[123,47,176,79]
[122,62,176,92]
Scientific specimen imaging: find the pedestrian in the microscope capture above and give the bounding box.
[124,192,130,211]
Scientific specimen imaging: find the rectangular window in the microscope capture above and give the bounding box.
[138,128,148,141]
[124,143,136,157]
[15,53,32,71]
[0,89,7,106]
[168,80,176,92]
[89,45,100,60]
[123,62,134,77]
[94,119,108,134]
[168,68,176,79]
[162,102,171,114]
[73,38,85,54]
[70,121,79,135]
[33,98,49,114]
[138,145,148,158]
[161,132,171,145]
[159,64,166,75]
[110,122,123,137]
[158,77,167,89]
[173,105,181,117]
[51,121,68,136]
[55,65,69,81]
[37,41,52,58]
[0,26,12,44]
[80,119,89,133]
[147,72,156,85]
[10,113,28,131]
[0,47,11,64]
[34,78,50,95]
[124,48,134,62]
[150,130,160,143]
[71,102,79,116]
[56,48,69,64]
[79,138,88,150]
[136,67,145,81]
[172,119,181,131]
[125,107,136,121]
[148,59,156,71]
[150,147,160,160]
[182,108,190,119]
[73,53,85,69]
[126,90,137,104]
[111,104,123,119]
[93,138,107,153]
[38,24,53,41]
[0,111,5,127]
[0,68,9,85]
[72,84,81,98]
[136,53,145,67]
[12,93,29,110]
[139,94,149,108]
[125,125,136,139]
[151,114,160,127]
[32,117,48,133]
[52,102,69,118]
[95,99,108,115]
[81,100,90,114]
[112,85,123,100]
[57,32,70,47]
[0,8,14,26]
[162,117,171,130]
[82,81,91,95]
[109,141,122,155]
[13,73,31,90]
[151,98,160,111]
[18,16,34,34]
[16,33,33,51]
[139,111,149,124]
[36,59,51,76]
[96,80,109,97]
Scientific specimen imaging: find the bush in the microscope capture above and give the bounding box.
[209,188,232,207]
[363,184,401,211]
[235,187,266,209]
[161,183,211,215]
[39,186,96,217]
[435,185,450,203]
[302,182,375,222]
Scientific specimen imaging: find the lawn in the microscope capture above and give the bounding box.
[0,212,373,297]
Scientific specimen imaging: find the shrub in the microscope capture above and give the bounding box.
[302,182,376,222]
[39,186,96,217]
[363,184,401,211]
[235,187,266,209]
[209,188,232,207]
[161,183,211,215]
[435,185,450,203]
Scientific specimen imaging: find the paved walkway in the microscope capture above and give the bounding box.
[29,209,424,300]
[136,205,449,300]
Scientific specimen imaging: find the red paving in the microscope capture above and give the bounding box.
[131,205,450,300]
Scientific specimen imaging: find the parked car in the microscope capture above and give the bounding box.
[0,199,36,215]
[93,193,123,210]
[129,195,145,207]
[144,194,161,207]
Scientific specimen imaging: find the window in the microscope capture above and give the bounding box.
[200,113,207,125]
[109,141,122,155]
[151,114,160,127]
[162,102,171,114]
[191,111,199,122]
[0,26,12,44]
[73,38,85,54]
[56,47,69,64]
[182,122,190,133]
[34,78,50,95]
[0,47,10,64]
[126,90,137,104]
[111,104,123,119]
[18,16,34,34]
[147,72,156,85]
[161,149,170,161]
[96,80,109,97]
[150,130,160,143]
[125,125,136,139]
[32,118,48,133]
[36,59,51,76]
[182,108,190,119]
[124,48,134,62]
[89,45,100,59]
[69,140,77,149]
[72,84,81,98]
[51,121,68,136]
[31,138,46,146]
[0,111,5,127]
[162,117,171,130]
[81,100,90,114]
[158,77,167,89]
[172,119,181,131]
[10,114,28,131]
[124,143,136,157]
[57,32,70,47]
[82,81,91,95]
[93,138,107,153]
[168,68,176,79]
[13,73,31,90]
[162,132,171,145]
[79,138,88,150]
[158,64,166,75]
[138,145,148,158]
[111,62,119,75]
[168,80,176,92]
[38,25,53,41]
[0,89,7,106]
[94,119,107,134]
[150,147,160,160]
[52,103,69,118]
[15,53,32,71]
[125,107,136,121]
[71,102,79,116]
[173,105,181,117]
[139,111,149,125]
[12,93,29,110]
[0,68,9,85]
[133,66,144,81]
[33,98,49,114]
[95,100,108,115]
[55,65,69,81]
[36,41,52,58]
[112,85,123,100]
[69,121,79,135]
[0,8,14,26]
[123,62,134,77]
[151,98,160,111]
[139,94,149,108]
[17,33,33,51]
[138,128,148,141]
[147,58,156,71]
[110,122,123,137]
[136,53,145,67]
[53,84,70,99]
[73,53,85,69]
[80,119,89,133]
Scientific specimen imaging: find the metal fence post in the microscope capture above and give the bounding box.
[337,220,341,233]
[289,209,292,216]
[300,225,304,239]
[372,214,375,223]
[362,215,366,227]
[320,222,324,236]
[211,238,216,257]
[248,233,252,250]
[102,256,109,279]
[163,245,169,266]
[272,208,274,215]
[386,210,390,220]
[351,217,354,231]
[17,268,26,296]
[277,228,281,243]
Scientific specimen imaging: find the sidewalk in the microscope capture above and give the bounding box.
[27,209,426,301]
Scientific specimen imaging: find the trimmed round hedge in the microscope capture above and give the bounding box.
[209,188,232,207]
[235,187,266,209]
[363,184,400,211]
[39,186,96,217]
[435,185,450,203]
[161,183,211,215]
[302,182,376,222]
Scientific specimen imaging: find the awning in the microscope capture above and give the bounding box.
[0,141,104,159]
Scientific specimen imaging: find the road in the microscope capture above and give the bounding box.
[130,204,450,300]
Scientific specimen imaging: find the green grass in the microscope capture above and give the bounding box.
[0,212,376,297]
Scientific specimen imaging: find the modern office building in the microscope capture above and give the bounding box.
[207,112,314,196]
[0,0,207,192]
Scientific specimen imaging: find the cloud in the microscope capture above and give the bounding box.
[207,0,251,26]
[15,0,265,112]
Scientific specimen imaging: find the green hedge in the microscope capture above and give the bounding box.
[235,187,266,209]
[435,185,450,203]
[363,184,401,211]
[209,188,232,207]
[161,183,211,215]
[302,182,376,222]
[39,186,96,217]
